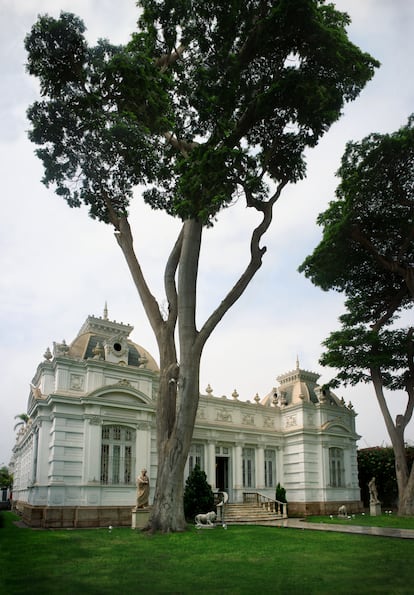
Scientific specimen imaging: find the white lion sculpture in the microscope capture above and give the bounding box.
[195,511,217,526]
[338,505,347,518]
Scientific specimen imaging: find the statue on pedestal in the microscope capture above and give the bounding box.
[368,477,379,504]
[136,468,150,509]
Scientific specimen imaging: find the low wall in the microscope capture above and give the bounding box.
[14,502,135,528]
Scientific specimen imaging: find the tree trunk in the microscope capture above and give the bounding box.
[398,468,414,515]
[148,219,203,532]
[371,367,414,515]
[149,360,200,532]
[114,196,286,531]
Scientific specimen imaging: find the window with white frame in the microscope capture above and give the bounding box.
[242,447,255,488]
[264,449,276,487]
[188,443,204,473]
[100,425,135,485]
[329,447,344,487]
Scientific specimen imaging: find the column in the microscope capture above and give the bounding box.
[234,444,243,490]
[207,442,217,489]
[256,446,265,490]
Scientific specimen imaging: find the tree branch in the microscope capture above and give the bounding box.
[155,44,185,72]
[114,215,165,341]
[371,284,409,332]
[196,180,287,352]
[351,224,414,297]
[178,219,203,352]
[163,132,199,157]
[164,224,184,331]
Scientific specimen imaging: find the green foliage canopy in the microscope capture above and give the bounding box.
[300,116,414,392]
[300,116,414,312]
[25,1,378,227]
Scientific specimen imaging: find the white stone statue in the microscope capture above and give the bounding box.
[368,476,379,504]
[338,504,347,517]
[136,468,150,508]
[195,511,216,526]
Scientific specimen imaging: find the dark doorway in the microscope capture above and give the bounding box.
[216,456,229,493]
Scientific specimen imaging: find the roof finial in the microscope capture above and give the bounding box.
[103,302,108,320]
[296,354,300,370]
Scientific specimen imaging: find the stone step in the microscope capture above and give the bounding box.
[219,503,284,524]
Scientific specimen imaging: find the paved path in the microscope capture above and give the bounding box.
[269,518,414,539]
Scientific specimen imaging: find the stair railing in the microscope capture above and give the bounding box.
[243,491,288,518]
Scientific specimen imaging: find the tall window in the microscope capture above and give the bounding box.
[242,447,255,488]
[329,447,344,487]
[188,443,204,473]
[264,449,276,488]
[100,425,135,485]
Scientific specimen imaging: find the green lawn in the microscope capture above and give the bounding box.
[305,513,414,529]
[1,511,413,594]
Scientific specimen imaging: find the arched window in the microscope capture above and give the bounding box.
[100,425,135,485]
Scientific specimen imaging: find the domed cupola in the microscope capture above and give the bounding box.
[275,357,321,406]
[261,357,323,407]
[59,304,158,371]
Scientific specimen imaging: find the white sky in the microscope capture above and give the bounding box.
[1,0,414,466]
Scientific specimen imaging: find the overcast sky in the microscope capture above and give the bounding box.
[1,0,414,466]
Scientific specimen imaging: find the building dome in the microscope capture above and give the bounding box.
[261,358,340,407]
[52,308,158,372]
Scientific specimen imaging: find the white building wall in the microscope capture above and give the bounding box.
[11,317,362,520]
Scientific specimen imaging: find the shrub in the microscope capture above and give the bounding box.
[183,465,215,522]
[276,482,287,503]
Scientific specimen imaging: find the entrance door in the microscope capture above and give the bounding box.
[216,456,229,493]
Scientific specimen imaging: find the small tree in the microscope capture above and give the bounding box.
[276,482,287,503]
[183,465,215,522]
[0,466,13,489]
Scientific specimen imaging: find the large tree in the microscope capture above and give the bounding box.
[25,0,377,532]
[300,117,414,515]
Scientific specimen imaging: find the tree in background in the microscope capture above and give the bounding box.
[183,465,215,522]
[358,447,414,509]
[0,466,13,489]
[13,414,29,432]
[25,0,377,532]
[300,117,414,515]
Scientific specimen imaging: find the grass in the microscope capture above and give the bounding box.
[305,513,414,529]
[1,511,414,594]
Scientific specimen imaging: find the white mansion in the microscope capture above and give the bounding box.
[12,309,362,527]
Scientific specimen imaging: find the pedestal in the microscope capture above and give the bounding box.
[131,508,150,529]
[370,502,381,516]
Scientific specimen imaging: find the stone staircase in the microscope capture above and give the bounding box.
[220,502,285,525]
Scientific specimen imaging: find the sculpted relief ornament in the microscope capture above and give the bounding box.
[216,410,232,423]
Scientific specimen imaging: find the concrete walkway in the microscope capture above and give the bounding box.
[269,517,414,539]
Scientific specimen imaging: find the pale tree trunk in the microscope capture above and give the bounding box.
[111,182,286,532]
[150,219,203,531]
[370,366,414,515]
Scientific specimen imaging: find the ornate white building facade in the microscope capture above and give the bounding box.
[12,310,362,527]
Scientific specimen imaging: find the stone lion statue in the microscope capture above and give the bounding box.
[195,511,216,526]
